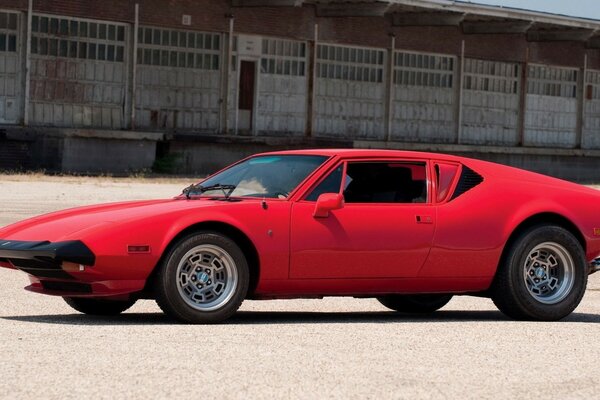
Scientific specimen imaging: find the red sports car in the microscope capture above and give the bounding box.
[1,149,599,323]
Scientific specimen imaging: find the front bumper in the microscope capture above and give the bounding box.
[0,239,95,280]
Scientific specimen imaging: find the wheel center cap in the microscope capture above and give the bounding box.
[535,267,546,279]
[197,272,210,284]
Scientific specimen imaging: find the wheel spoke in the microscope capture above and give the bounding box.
[175,244,238,312]
[522,242,574,305]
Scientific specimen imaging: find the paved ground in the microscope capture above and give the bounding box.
[0,175,599,399]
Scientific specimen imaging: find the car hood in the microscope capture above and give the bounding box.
[0,198,245,242]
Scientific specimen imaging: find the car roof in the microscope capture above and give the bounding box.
[256,148,464,162]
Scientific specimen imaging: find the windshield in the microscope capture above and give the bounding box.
[189,155,328,199]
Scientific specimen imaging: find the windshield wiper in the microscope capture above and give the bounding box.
[182,183,237,199]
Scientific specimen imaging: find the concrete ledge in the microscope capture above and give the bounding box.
[2,126,164,142]
[354,140,600,158]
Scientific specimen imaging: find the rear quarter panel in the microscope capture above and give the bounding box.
[420,162,600,288]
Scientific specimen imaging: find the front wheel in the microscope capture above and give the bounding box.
[491,225,587,321]
[155,232,249,324]
[377,294,453,313]
[63,297,136,316]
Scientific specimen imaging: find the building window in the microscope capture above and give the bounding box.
[463,59,519,94]
[527,65,577,98]
[317,44,385,83]
[137,26,221,70]
[393,51,454,88]
[260,38,306,77]
[31,14,125,62]
[0,12,18,53]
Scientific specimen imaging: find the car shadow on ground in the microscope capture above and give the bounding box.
[2,310,600,325]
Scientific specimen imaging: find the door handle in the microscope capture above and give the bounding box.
[416,215,433,224]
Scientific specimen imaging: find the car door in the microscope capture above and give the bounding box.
[289,159,436,279]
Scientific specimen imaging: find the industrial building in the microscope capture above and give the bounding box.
[1,0,600,179]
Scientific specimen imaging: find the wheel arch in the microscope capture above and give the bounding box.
[144,221,261,297]
[495,212,586,282]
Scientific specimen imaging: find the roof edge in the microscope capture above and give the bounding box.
[388,0,600,30]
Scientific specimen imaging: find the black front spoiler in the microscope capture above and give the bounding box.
[0,240,95,279]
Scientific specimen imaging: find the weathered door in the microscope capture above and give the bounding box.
[0,11,20,124]
[238,60,255,132]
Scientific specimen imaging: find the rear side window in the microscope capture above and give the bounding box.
[434,162,460,203]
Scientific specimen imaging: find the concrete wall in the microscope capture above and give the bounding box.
[1,0,600,178]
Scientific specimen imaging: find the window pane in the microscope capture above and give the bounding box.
[305,165,343,201]
[89,23,97,38]
[98,44,106,60]
[117,26,125,42]
[70,20,78,37]
[79,21,88,37]
[60,40,69,57]
[49,18,58,34]
[343,162,428,203]
[0,14,8,30]
[108,25,116,41]
[78,42,87,59]
[116,46,124,62]
[88,42,96,59]
[49,39,58,56]
[8,35,16,52]
[31,36,38,53]
[8,14,17,30]
[40,17,48,33]
[107,44,115,61]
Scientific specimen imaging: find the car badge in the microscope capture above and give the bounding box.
[594,228,600,237]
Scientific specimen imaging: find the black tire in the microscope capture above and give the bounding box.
[155,231,249,324]
[63,297,136,316]
[491,224,587,321]
[377,294,453,313]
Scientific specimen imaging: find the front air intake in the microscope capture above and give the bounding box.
[450,166,484,201]
[41,281,92,293]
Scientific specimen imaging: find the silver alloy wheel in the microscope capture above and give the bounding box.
[176,244,238,311]
[523,242,575,305]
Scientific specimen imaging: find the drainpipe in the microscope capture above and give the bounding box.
[23,0,33,126]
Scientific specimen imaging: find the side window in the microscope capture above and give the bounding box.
[435,162,459,203]
[344,162,427,204]
[305,165,343,201]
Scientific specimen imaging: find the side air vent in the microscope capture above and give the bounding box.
[450,166,484,201]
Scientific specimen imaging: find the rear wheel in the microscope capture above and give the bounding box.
[491,224,587,321]
[63,297,136,316]
[155,231,249,324]
[377,294,453,314]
